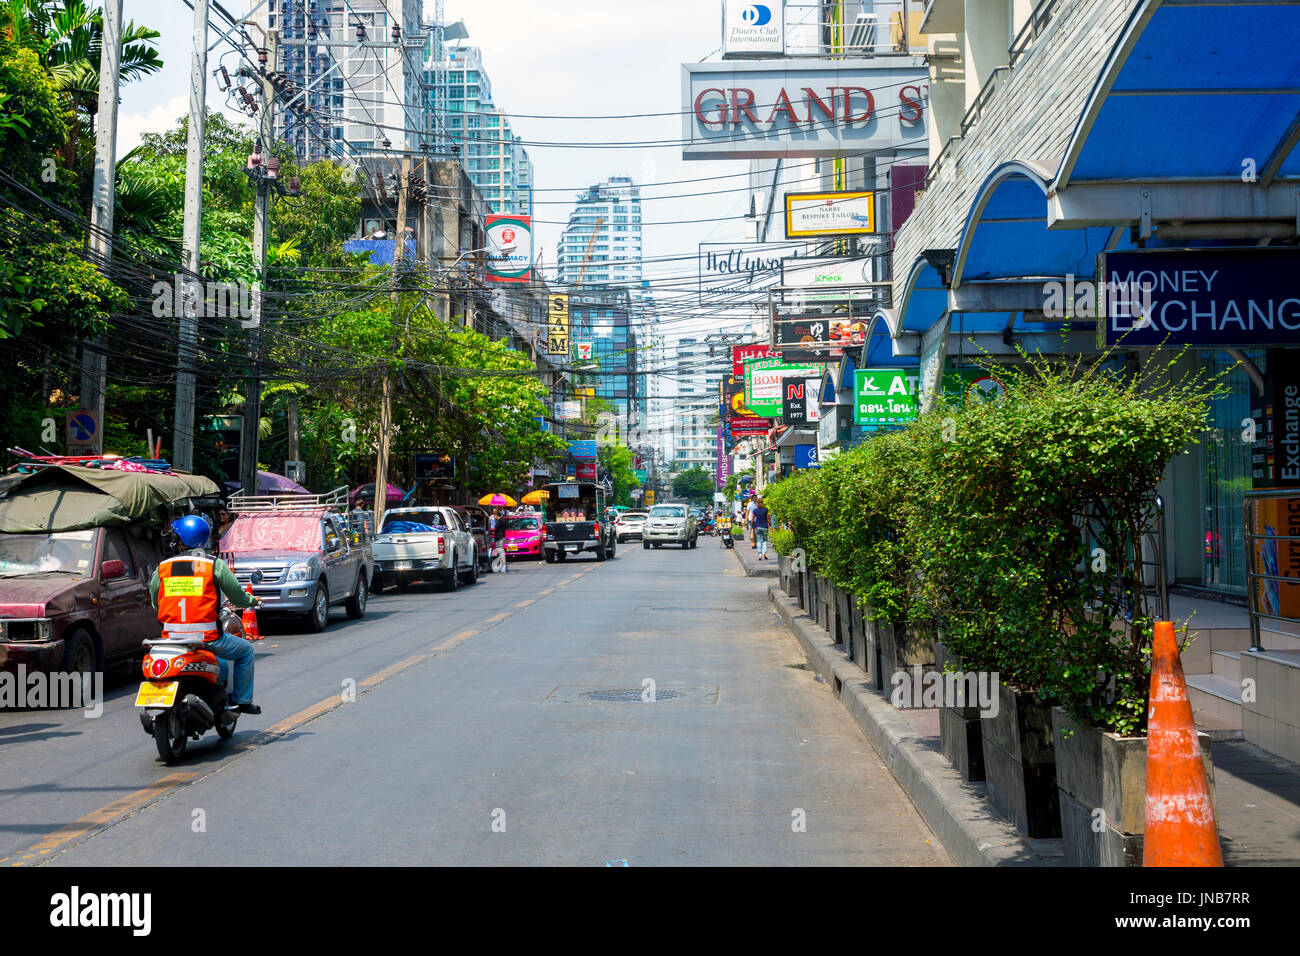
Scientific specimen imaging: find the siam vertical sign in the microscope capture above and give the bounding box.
[546,293,570,356]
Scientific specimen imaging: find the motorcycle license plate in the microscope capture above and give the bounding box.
[135,681,179,708]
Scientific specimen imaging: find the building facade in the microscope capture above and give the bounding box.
[556,177,644,289]
[672,332,751,477]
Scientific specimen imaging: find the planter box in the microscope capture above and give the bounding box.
[878,619,938,692]
[1051,707,1217,867]
[936,642,985,782]
[980,685,1061,839]
[823,579,841,643]
[836,588,855,659]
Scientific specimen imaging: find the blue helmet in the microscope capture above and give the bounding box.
[172,514,212,549]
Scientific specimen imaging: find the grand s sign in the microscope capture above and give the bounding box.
[681,61,928,160]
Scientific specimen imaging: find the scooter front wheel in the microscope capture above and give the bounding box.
[153,707,187,763]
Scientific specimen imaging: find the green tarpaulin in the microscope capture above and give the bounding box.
[0,466,221,533]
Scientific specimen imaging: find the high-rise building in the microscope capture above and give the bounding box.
[432,45,534,217]
[256,0,423,164]
[556,177,643,289]
[672,332,751,477]
[569,288,638,424]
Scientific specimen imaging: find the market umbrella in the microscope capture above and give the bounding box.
[521,490,549,505]
[255,470,309,494]
[352,482,406,503]
[478,493,518,508]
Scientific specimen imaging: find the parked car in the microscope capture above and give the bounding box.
[0,464,222,678]
[371,506,477,591]
[502,513,545,559]
[220,488,373,633]
[616,510,648,542]
[541,482,616,562]
[643,503,698,549]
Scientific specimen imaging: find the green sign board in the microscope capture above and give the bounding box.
[745,356,825,418]
[634,469,647,483]
[854,367,1008,426]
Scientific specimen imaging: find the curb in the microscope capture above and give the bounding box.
[767,584,1062,867]
[732,545,778,578]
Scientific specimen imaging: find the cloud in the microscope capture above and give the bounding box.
[117,94,189,151]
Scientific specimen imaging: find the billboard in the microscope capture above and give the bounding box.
[746,357,825,418]
[785,191,876,238]
[732,343,772,376]
[569,440,598,460]
[725,374,770,436]
[681,61,929,160]
[546,293,570,356]
[782,377,822,426]
[794,444,820,470]
[701,241,809,303]
[781,256,879,304]
[413,453,455,481]
[722,1,784,58]
[485,215,533,283]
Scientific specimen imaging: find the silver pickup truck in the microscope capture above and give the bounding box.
[371,506,479,592]
[219,488,373,633]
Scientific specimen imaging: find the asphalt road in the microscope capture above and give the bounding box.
[1,538,947,866]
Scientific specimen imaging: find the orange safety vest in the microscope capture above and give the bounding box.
[156,554,221,641]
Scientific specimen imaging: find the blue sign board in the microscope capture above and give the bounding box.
[1103,249,1300,347]
[795,444,820,470]
[569,440,597,460]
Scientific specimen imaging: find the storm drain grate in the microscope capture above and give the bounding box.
[580,688,683,703]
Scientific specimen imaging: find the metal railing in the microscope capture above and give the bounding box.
[923,134,961,190]
[1074,494,1169,625]
[1242,490,1300,652]
[227,485,349,512]
[1009,0,1068,67]
[959,66,1010,138]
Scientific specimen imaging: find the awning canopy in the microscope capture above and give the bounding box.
[0,466,222,533]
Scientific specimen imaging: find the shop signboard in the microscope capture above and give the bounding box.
[569,440,597,460]
[781,255,878,303]
[725,374,770,436]
[485,215,532,283]
[794,444,820,470]
[1102,248,1300,347]
[854,368,919,426]
[732,343,771,376]
[721,0,785,58]
[681,61,929,160]
[745,357,825,418]
[781,376,822,425]
[784,191,875,238]
[700,241,809,303]
[546,293,570,356]
[414,453,455,481]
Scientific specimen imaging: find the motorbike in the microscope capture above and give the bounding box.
[720,524,734,549]
[136,571,262,763]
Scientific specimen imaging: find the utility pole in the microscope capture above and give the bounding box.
[80,0,124,454]
[373,156,411,529]
[174,0,209,473]
[240,31,276,496]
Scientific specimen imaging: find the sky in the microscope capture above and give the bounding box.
[116,0,754,292]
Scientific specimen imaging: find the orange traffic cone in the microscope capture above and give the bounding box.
[241,585,263,642]
[1143,620,1222,866]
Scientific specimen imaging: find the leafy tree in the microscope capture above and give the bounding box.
[598,442,640,507]
[672,466,714,505]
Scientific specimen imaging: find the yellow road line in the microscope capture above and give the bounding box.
[433,628,479,652]
[538,589,554,596]
[485,612,510,623]
[8,771,197,865]
[514,599,535,608]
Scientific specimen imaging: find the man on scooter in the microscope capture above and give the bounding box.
[149,514,264,715]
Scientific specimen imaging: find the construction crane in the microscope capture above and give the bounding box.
[576,216,605,285]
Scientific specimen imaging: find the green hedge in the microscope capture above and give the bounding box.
[765,354,1219,735]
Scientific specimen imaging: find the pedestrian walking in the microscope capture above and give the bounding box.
[753,496,771,560]
[492,507,510,573]
[746,496,758,548]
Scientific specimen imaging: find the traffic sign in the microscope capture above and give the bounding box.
[66,409,101,454]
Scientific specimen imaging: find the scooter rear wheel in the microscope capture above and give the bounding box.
[154,708,187,763]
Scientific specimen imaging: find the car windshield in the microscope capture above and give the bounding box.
[0,530,97,578]
[650,506,685,518]
[382,511,448,533]
[504,517,539,531]
[623,512,647,520]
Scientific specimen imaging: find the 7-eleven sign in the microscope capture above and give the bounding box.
[576,342,593,361]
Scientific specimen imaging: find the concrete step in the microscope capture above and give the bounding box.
[1212,649,1242,683]
[1187,672,1242,728]
[1259,629,1300,653]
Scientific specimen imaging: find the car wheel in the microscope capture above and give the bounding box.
[61,627,99,682]
[461,552,479,585]
[643,541,650,550]
[306,582,329,633]
[345,571,368,619]
[545,550,557,564]
[445,556,460,591]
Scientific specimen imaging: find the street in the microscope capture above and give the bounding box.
[0,544,946,867]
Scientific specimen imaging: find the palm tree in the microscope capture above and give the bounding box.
[1,0,162,149]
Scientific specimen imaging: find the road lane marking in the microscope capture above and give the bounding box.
[359,653,434,689]
[7,772,197,866]
[433,629,479,652]
[485,612,510,623]
[538,589,554,596]
[514,599,535,608]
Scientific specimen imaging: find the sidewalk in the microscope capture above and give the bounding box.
[766,583,1300,866]
[731,538,778,578]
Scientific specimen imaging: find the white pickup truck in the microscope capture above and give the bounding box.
[371,506,479,592]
